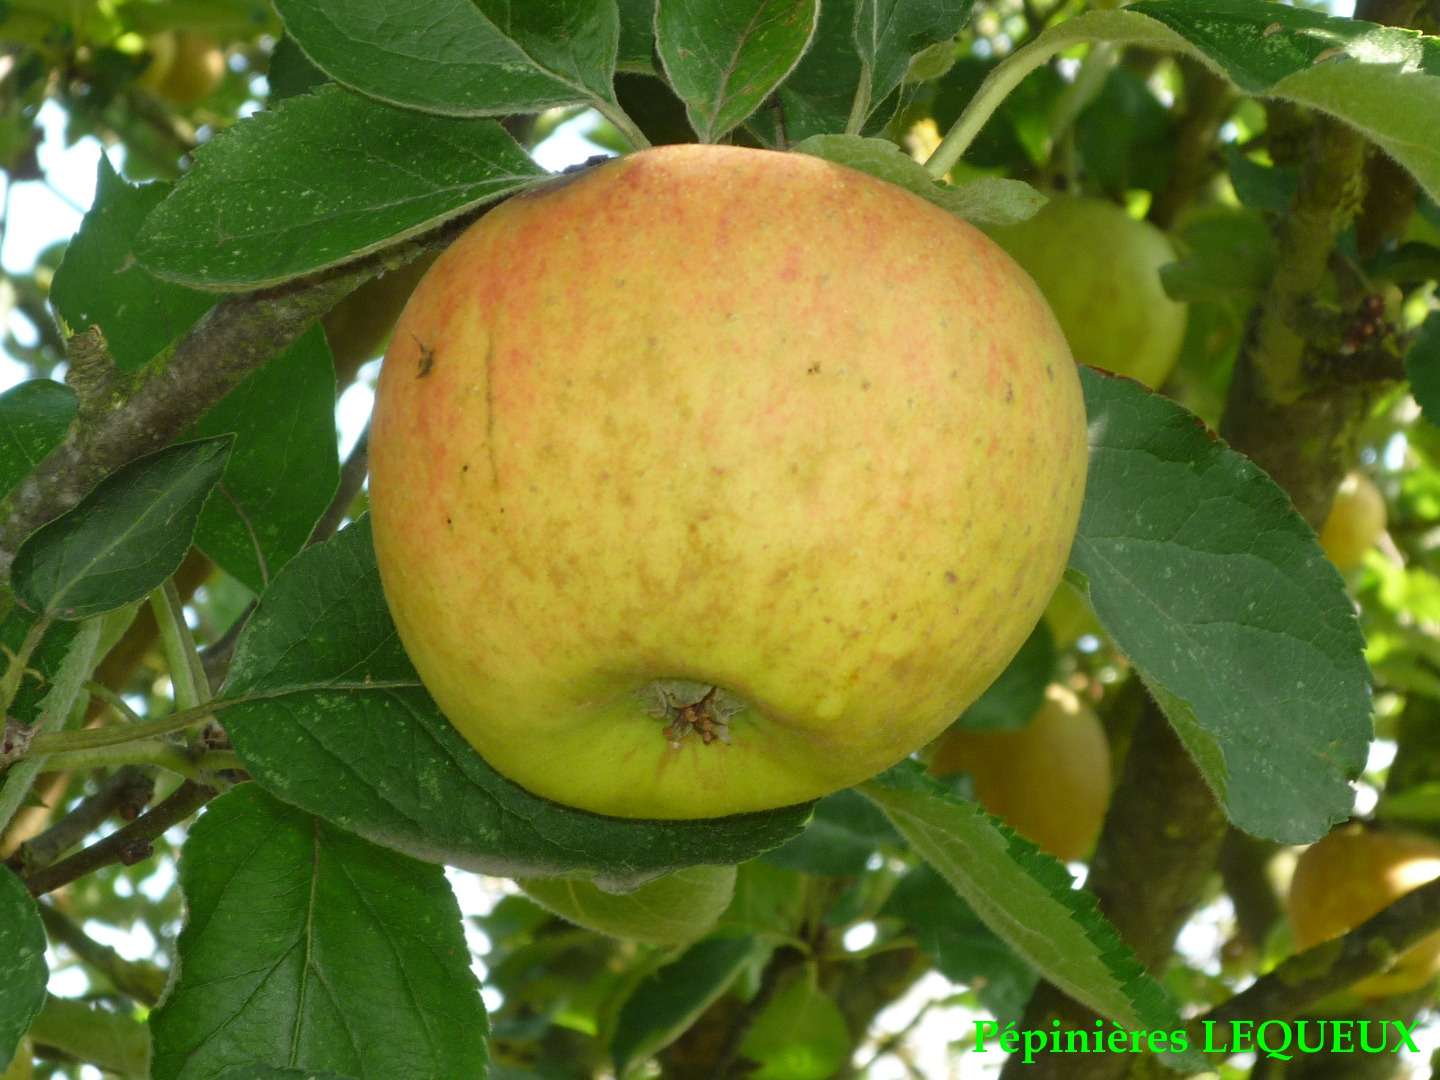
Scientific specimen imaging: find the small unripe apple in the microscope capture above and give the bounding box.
[516,864,737,945]
[1,1039,31,1080]
[143,31,224,106]
[1318,471,1386,571]
[323,255,436,387]
[370,144,1087,819]
[928,685,1111,861]
[1287,824,1440,998]
[987,196,1186,390]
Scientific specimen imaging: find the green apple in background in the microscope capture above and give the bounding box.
[1287,825,1440,998]
[517,865,737,945]
[928,685,1111,862]
[369,144,1088,819]
[1318,470,1387,571]
[988,195,1186,390]
[139,31,224,106]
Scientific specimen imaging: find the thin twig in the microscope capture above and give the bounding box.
[5,766,154,875]
[36,900,168,1005]
[309,422,370,546]
[24,780,217,896]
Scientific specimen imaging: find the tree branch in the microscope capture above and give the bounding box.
[4,766,154,876]
[0,228,459,580]
[24,779,216,896]
[1195,875,1440,1051]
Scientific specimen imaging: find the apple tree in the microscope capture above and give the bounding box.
[0,0,1439,1077]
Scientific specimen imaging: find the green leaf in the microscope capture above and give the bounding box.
[267,35,330,101]
[861,765,1192,1046]
[517,865,737,946]
[791,134,1045,225]
[187,327,339,592]
[1406,312,1440,429]
[882,863,1036,1024]
[25,997,149,1080]
[49,158,215,370]
[0,380,75,502]
[853,0,971,125]
[1075,66,1174,198]
[757,0,861,142]
[275,0,619,116]
[610,936,759,1075]
[149,785,486,1080]
[0,610,80,726]
[739,967,849,1080]
[956,618,1054,731]
[1070,368,1371,844]
[137,85,546,289]
[0,869,47,1069]
[1029,4,1440,202]
[1223,146,1296,212]
[217,1069,355,1080]
[11,436,233,621]
[619,0,658,69]
[219,518,812,883]
[763,788,901,875]
[656,0,819,142]
[1159,205,1275,312]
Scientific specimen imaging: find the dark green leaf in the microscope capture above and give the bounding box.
[656,0,818,142]
[137,85,546,289]
[0,869,47,1067]
[1160,205,1274,312]
[219,518,811,883]
[1070,368,1371,843]
[0,380,75,502]
[739,969,849,1079]
[882,863,1036,1024]
[619,0,658,69]
[150,785,486,1080]
[50,158,214,370]
[1075,66,1174,197]
[957,619,1054,731]
[275,0,618,116]
[217,1069,355,1080]
[853,0,971,124]
[763,788,901,875]
[1407,312,1440,429]
[266,35,330,101]
[11,436,233,620]
[756,0,861,143]
[610,936,758,1074]
[715,860,808,937]
[862,764,1192,1048]
[0,610,79,726]
[187,326,339,593]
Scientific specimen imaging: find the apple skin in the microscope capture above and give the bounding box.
[145,31,224,106]
[927,685,1111,861]
[1318,471,1386,571]
[1287,825,1440,998]
[987,196,1186,390]
[369,144,1088,819]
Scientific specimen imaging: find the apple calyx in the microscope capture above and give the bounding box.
[650,680,742,749]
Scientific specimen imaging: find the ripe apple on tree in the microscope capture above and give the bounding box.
[987,195,1187,390]
[927,684,1112,861]
[1318,470,1387,571]
[1287,824,1440,998]
[369,144,1088,820]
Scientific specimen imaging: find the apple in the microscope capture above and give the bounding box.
[323,255,437,387]
[1318,471,1386,571]
[987,196,1186,390]
[927,685,1111,861]
[516,864,737,945]
[1287,824,1440,998]
[1,1040,31,1080]
[369,144,1088,819]
[141,31,224,106]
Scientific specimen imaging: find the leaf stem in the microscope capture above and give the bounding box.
[594,98,652,151]
[150,579,209,710]
[0,614,50,718]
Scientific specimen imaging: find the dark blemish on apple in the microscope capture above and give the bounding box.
[1004,381,1014,403]
[1045,363,1055,380]
[446,516,453,527]
[945,571,958,584]
[462,464,470,473]
[806,362,821,374]
[414,336,435,378]
[860,380,871,391]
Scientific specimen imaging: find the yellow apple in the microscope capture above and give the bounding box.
[1318,471,1386,571]
[1287,824,1440,998]
[988,195,1186,390]
[369,144,1088,819]
[928,685,1111,861]
[517,864,737,945]
[323,255,437,388]
[135,32,177,93]
[1,1039,30,1080]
